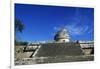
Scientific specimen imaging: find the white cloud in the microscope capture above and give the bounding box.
[53,24,93,36]
[65,24,90,35]
[54,26,59,30]
[53,26,62,31]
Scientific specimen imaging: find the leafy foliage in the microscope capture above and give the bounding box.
[15,19,24,33]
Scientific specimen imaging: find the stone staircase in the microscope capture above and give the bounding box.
[34,42,84,57]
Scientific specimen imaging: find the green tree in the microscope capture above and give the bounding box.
[15,19,24,33]
[15,19,25,45]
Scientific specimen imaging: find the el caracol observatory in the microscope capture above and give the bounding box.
[33,27,84,57]
[54,27,70,43]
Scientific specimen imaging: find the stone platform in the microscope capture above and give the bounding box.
[34,43,84,57]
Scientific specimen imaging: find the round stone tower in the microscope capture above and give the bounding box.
[54,28,70,43]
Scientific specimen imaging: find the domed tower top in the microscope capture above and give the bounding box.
[54,27,70,43]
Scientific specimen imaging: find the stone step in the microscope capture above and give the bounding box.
[34,43,84,57]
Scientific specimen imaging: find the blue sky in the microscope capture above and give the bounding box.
[15,4,94,41]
